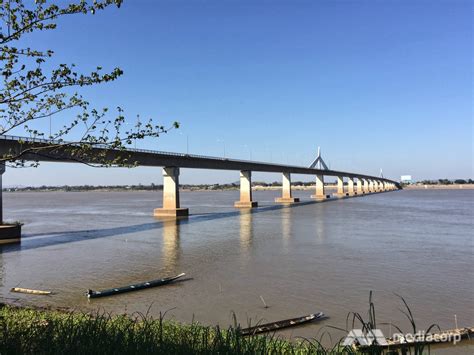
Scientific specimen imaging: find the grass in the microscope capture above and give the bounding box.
[332,291,440,355]
[0,304,333,354]
[0,294,441,354]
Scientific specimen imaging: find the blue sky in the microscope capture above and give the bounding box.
[4,0,473,186]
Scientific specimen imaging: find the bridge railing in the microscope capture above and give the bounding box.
[0,134,292,167]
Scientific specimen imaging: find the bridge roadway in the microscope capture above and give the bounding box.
[0,135,400,227]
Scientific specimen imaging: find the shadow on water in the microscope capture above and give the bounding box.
[0,199,324,254]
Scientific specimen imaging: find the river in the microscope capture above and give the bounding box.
[1,189,473,352]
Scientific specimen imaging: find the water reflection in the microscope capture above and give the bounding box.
[315,206,326,243]
[160,218,181,272]
[239,211,253,258]
[281,207,291,251]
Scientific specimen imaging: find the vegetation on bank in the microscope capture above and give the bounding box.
[3,182,273,192]
[4,181,343,193]
[414,179,474,185]
[0,304,343,355]
[7,179,473,193]
[0,295,441,355]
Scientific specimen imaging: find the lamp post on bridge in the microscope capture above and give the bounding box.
[217,139,226,158]
[243,144,252,161]
[180,132,189,154]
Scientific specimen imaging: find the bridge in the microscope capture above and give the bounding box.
[0,135,400,243]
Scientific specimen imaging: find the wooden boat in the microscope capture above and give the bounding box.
[86,273,186,299]
[10,287,52,295]
[240,312,325,336]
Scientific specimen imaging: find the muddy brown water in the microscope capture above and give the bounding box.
[1,189,473,352]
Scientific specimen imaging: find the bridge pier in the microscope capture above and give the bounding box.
[275,172,299,203]
[0,163,22,244]
[369,179,375,193]
[363,179,370,193]
[374,180,379,192]
[356,178,364,194]
[311,174,329,200]
[347,178,356,195]
[154,167,189,217]
[235,171,258,208]
[334,176,347,197]
[0,163,3,223]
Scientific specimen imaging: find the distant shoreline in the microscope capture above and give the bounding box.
[4,184,473,193]
[403,184,474,190]
[4,185,327,193]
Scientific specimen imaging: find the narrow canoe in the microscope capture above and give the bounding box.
[86,273,186,299]
[241,312,325,336]
[10,287,52,295]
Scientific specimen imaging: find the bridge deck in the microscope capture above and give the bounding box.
[0,135,398,184]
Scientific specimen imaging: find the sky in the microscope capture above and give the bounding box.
[3,0,473,186]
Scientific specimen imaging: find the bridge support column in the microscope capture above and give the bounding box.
[347,178,355,196]
[275,172,299,203]
[369,180,375,193]
[363,179,370,193]
[311,174,329,200]
[154,167,189,217]
[0,163,22,244]
[374,180,379,192]
[235,171,258,208]
[0,163,3,224]
[356,178,364,194]
[334,176,347,197]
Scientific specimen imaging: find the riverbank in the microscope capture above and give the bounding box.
[3,302,472,354]
[403,184,474,190]
[0,303,337,354]
[4,185,336,193]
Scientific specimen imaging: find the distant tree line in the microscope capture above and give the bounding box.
[4,181,324,192]
[4,184,163,192]
[252,181,315,187]
[417,179,474,185]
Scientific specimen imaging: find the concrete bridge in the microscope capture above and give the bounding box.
[0,135,400,242]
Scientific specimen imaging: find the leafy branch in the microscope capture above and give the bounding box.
[0,0,178,168]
